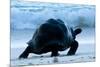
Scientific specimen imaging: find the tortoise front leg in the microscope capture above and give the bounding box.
[67,40,78,56]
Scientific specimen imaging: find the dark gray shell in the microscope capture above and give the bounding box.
[27,19,74,52]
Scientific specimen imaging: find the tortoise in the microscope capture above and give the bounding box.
[19,18,82,59]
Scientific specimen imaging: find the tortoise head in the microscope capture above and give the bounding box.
[74,28,82,35]
[71,28,82,39]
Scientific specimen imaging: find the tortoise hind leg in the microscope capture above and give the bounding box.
[19,46,32,59]
[51,50,59,57]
